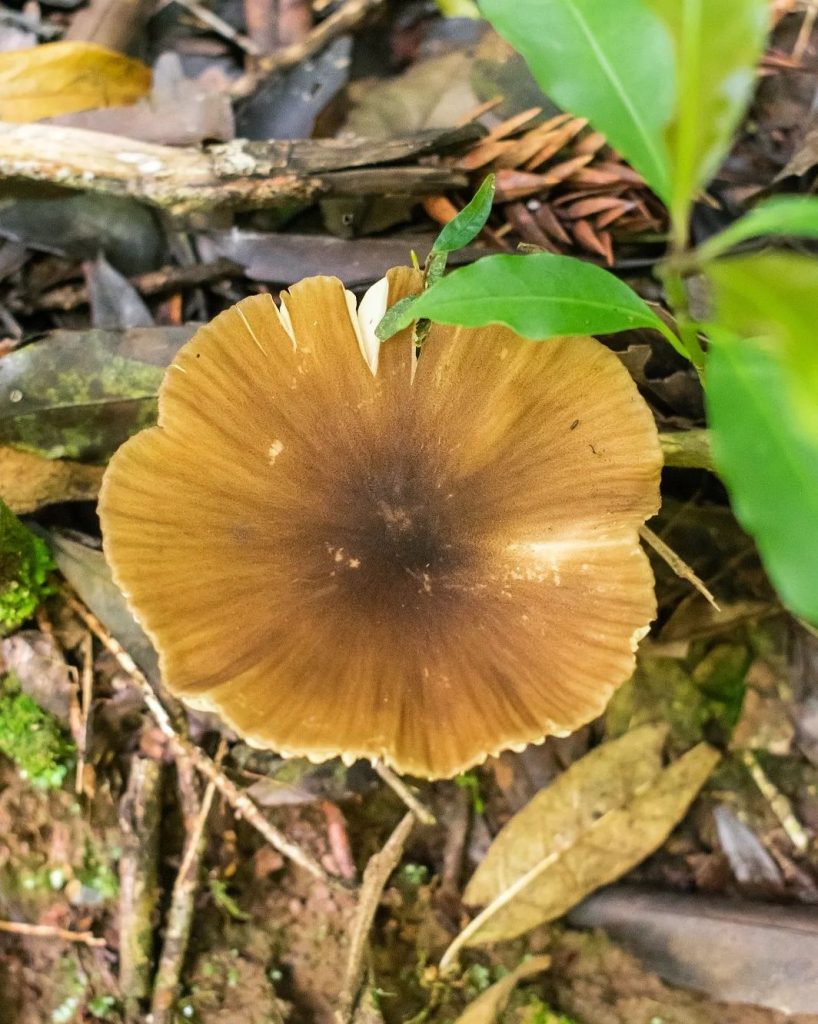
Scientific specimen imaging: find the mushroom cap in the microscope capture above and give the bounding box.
[99,268,662,779]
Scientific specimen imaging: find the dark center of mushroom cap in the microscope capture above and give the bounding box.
[325,454,471,618]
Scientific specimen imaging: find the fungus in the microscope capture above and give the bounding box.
[99,268,661,779]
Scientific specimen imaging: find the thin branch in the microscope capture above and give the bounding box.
[373,762,436,826]
[0,121,472,218]
[337,812,415,1022]
[151,740,225,1024]
[0,921,105,947]
[63,589,332,884]
[160,0,262,54]
[659,429,714,472]
[640,524,721,611]
[233,0,385,96]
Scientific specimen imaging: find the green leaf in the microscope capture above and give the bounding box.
[696,196,818,264]
[707,253,818,437]
[706,335,818,624]
[440,726,718,966]
[645,0,768,229]
[384,253,681,349]
[433,174,496,254]
[479,0,674,203]
[375,295,420,342]
[0,325,194,461]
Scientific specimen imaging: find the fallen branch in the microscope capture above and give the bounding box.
[150,742,224,1024]
[337,812,415,1022]
[0,920,106,946]
[119,755,163,1024]
[0,122,475,218]
[64,590,332,884]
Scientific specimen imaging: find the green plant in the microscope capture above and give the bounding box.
[0,498,54,633]
[380,0,818,625]
[0,673,75,789]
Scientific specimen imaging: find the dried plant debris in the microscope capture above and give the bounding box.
[443,726,718,964]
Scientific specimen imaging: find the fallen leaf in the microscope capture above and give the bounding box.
[465,724,667,907]
[0,325,194,461]
[451,729,718,953]
[453,955,552,1024]
[0,41,151,122]
[50,531,159,682]
[0,446,103,513]
[87,254,154,330]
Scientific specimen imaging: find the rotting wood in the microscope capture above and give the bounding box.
[0,122,477,218]
[118,756,163,1023]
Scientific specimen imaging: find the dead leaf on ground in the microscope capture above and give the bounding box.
[453,955,552,1024]
[447,727,719,957]
[0,41,151,122]
[0,446,103,513]
[0,630,75,724]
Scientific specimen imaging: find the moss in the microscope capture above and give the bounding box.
[0,499,54,633]
[0,674,75,789]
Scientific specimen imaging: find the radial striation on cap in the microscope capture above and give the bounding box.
[99,267,662,779]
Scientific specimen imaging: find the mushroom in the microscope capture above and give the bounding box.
[99,267,661,779]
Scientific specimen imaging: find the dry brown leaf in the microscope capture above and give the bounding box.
[0,41,151,122]
[453,956,552,1024]
[442,728,719,966]
[0,446,104,513]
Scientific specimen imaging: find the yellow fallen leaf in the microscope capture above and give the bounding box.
[0,446,104,513]
[441,730,719,970]
[0,42,151,122]
[453,955,552,1024]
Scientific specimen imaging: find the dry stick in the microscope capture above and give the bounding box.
[0,121,471,218]
[233,0,385,96]
[639,525,721,612]
[119,756,163,1024]
[0,921,105,947]
[159,0,262,55]
[740,749,810,854]
[75,630,94,795]
[151,741,225,1024]
[63,591,330,884]
[337,812,415,1023]
[29,258,242,314]
[373,762,436,826]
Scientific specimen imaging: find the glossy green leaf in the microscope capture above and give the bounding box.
[480,0,674,202]
[433,174,495,254]
[645,0,767,228]
[0,326,194,461]
[696,196,818,264]
[384,253,681,348]
[707,336,818,623]
[707,253,818,437]
[707,253,818,623]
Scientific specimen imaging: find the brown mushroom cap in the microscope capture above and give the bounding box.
[99,268,661,779]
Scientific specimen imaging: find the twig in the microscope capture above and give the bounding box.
[25,258,242,315]
[640,525,721,611]
[0,121,473,218]
[151,741,225,1024]
[119,756,163,1023]
[740,749,810,853]
[794,0,818,60]
[0,921,105,946]
[659,429,714,472]
[373,762,436,826]
[160,0,262,55]
[75,631,94,795]
[233,0,385,96]
[337,812,415,1023]
[63,590,331,884]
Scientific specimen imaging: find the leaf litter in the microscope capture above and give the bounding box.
[0,2,818,1023]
